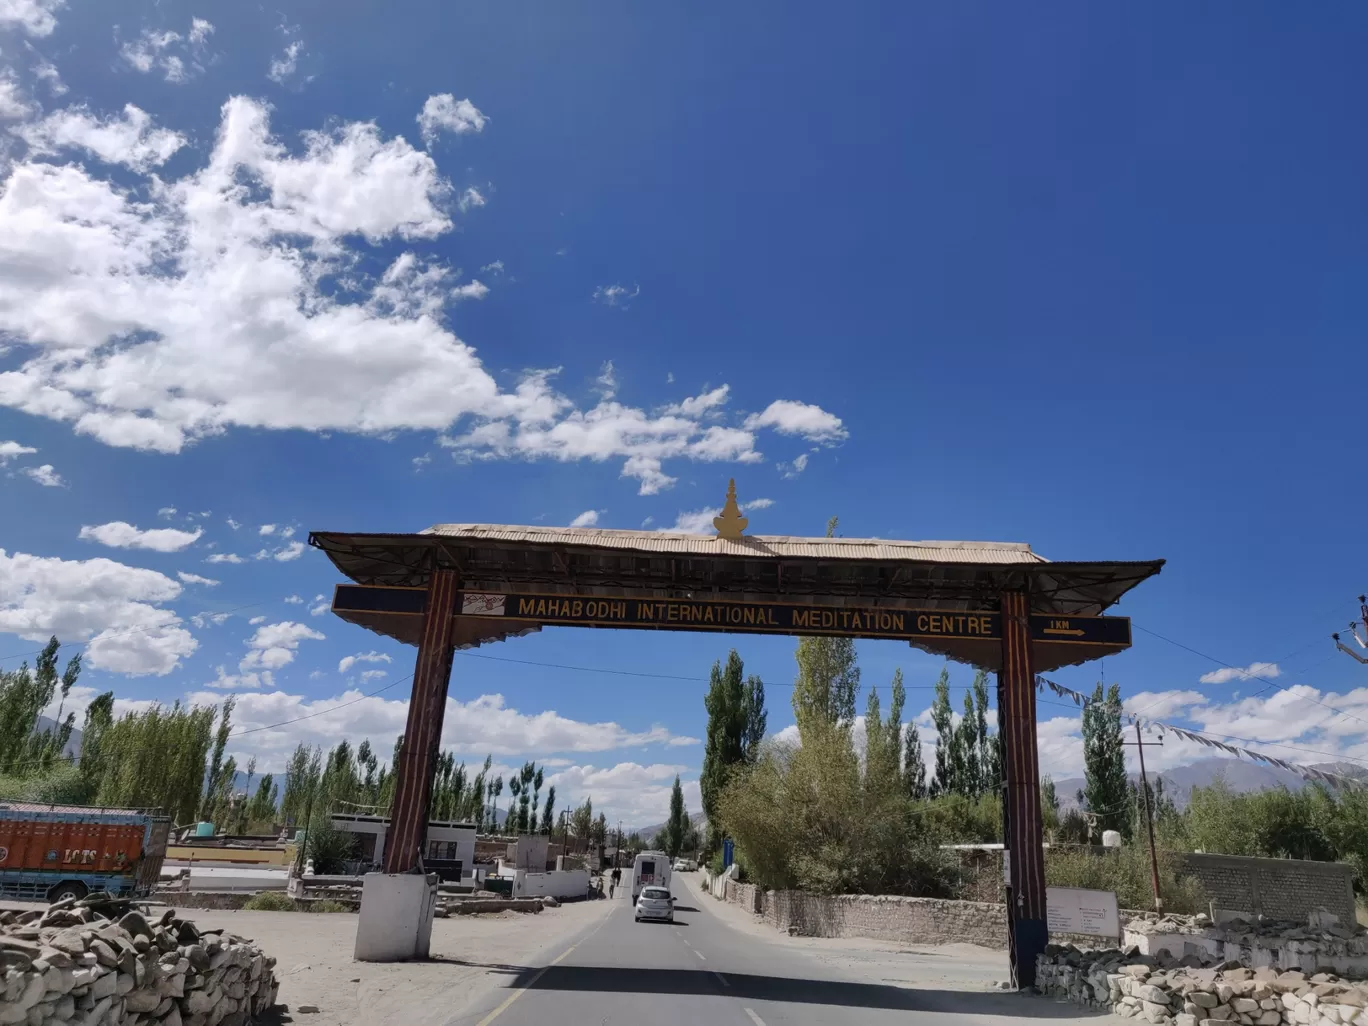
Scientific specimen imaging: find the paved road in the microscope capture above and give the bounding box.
[449,874,1107,1026]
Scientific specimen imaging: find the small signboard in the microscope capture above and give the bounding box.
[1046,886,1120,940]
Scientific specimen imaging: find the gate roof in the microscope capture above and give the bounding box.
[309,524,1162,669]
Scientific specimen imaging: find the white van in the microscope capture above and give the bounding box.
[630,850,672,901]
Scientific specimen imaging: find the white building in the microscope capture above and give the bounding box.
[330,814,476,881]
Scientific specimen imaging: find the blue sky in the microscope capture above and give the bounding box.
[2,1,1366,823]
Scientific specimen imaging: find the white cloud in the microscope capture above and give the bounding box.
[258,524,277,535]
[79,521,202,552]
[0,0,63,36]
[659,497,774,535]
[284,594,303,604]
[548,763,701,826]
[157,506,178,518]
[743,400,847,442]
[205,553,243,564]
[0,440,37,464]
[0,548,195,675]
[451,280,488,302]
[360,669,387,682]
[279,526,296,538]
[248,615,265,625]
[339,650,391,674]
[309,594,329,616]
[273,541,305,561]
[480,260,504,275]
[30,59,64,96]
[118,22,212,84]
[206,665,272,690]
[267,39,303,85]
[18,105,186,171]
[779,452,809,478]
[417,94,487,146]
[1199,662,1282,685]
[594,361,617,401]
[177,571,219,586]
[21,464,63,486]
[457,186,485,212]
[226,518,241,530]
[592,283,639,308]
[189,611,229,628]
[0,97,843,494]
[0,71,33,120]
[240,620,324,671]
[663,385,728,418]
[569,509,602,528]
[1126,690,1208,720]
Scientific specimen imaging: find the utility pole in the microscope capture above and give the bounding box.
[615,820,622,869]
[1125,722,1164,913]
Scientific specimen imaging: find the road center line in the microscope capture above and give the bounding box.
[693,949,706,961]
[474,943,577,1026]
[744,1009,766,1026]
[713,971,730,988]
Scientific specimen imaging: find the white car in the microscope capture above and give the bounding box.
[635,885,674,923]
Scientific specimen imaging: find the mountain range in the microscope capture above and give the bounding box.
[1050,757,1367,811]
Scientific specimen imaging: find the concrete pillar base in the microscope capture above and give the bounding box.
[354,872,440,962]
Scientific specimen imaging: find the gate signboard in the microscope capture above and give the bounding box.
[1047,886,1121,941]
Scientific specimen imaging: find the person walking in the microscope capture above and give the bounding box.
[609,865,620,899]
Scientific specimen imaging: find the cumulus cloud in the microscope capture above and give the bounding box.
[267,39,303,85]
[206,666,272,690]
[744,400,847,442]
[659,498,774,534]
[0,0,63,36]
[592,283,639,308]
[253,542,305,562]
[21,464,63,486]
[0,440,37,464]
[205,553,243,564]
[0,548,195,675]
[569,510,602,528]
[17,105,186,171]
[417,94,487,146]
[779,452,809,478]
[338,650,391,674]
[177,571,218,586]
[118,21,214,84]
[1199,662,1281,685]
[457,186,485,212]
[283,594,302,604]
[309,594,329,616]
[79,521,202,552]
[29,58,66,96]
[239,620,324,671]
[547,763,701,826]
[0,96,843,495]
[662,386,728,418]
[0,71,33,119]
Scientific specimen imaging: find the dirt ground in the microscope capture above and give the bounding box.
[2,898,613,1026]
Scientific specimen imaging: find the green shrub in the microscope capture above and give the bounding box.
[0,764,94,805]
[1045,845,1206,914]
[307,900,350,913]
[242,892,296,912]
[304,819,358,874]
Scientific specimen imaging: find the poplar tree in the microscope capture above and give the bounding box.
[792,518,861,740]
[1082,682,1129,834]
[664,775,690,857]
[701,651,747,830]
[929,668,954,797]
[904,722,928,800]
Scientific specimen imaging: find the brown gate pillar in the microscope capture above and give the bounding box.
[999,589,1047,988]
[382,569,459,873]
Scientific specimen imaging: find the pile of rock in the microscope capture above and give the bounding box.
[1038,945,1368,1026]
[0,896,278,1026]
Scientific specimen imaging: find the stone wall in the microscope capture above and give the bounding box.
[1178,855,1357,928]
[709,882,1009,949]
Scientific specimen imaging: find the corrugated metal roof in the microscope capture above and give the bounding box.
[0,801,146,817]
[421,524,1048,565]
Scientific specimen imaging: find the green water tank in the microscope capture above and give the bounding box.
[194,822,215,836]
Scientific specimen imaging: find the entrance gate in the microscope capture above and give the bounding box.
[310,483,1163,985]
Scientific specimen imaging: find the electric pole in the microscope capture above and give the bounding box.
[1124,722,1164,912]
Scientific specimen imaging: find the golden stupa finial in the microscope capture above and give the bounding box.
[713,479,749,540]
